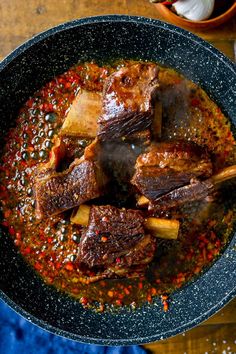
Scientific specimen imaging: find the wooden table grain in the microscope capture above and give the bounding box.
[1,1,236,353]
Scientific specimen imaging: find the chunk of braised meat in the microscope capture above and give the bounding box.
[150,164,236,210]
[98,63,159,140]
[150,178,215,211]
[77,232,156,282]
[79,205,156,271]
[131,140,213,201]
[35,139,107,219]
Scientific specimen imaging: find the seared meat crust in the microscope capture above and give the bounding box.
[98,63,159,140]
[132,141,213,201]
[79,205,156,269]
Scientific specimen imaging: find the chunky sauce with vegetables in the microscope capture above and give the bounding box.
[0,60,236,311]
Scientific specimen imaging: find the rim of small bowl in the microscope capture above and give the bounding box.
[154,1,236,27]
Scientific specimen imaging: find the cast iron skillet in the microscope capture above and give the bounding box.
[0,15,236,345]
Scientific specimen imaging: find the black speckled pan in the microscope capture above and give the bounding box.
[0,15,236,345]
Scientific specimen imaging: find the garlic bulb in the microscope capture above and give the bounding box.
[173,0,215,21]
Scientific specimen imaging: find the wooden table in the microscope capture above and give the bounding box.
[1,1,236,353]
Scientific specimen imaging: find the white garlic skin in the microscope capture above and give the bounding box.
[173,0,215,21]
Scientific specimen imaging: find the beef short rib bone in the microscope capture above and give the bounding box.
[144,217,179,240]
[98,63,159,140]
[35,140,107,219]
[147,164,236,210]
[60,90,102,138]
[132,140,212,201]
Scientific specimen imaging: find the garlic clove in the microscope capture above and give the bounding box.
[173,0,215,21]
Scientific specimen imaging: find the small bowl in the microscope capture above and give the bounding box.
[154,1,236,30]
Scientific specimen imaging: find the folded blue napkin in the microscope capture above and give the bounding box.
[0,300,146,354]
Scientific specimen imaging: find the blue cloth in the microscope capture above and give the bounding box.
[0,300,146,354]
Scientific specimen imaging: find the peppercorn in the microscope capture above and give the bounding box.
[48,130,54,138]
[39,150,48,159]
[21,151,29,160]
[45,112,57,123]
